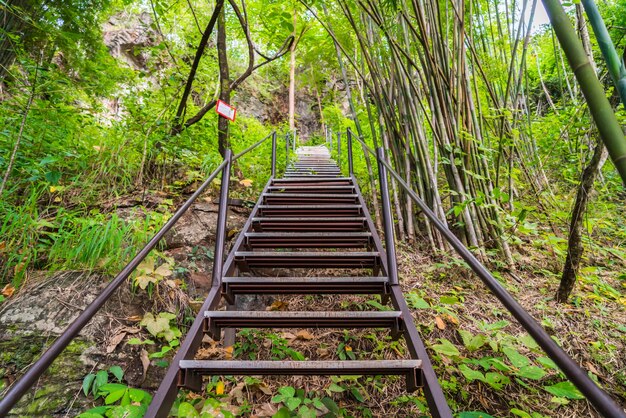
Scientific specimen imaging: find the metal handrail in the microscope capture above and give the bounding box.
[0,132,277,415]
[348,128,626,418]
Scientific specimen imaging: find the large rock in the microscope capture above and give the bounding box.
[163,202,219,249]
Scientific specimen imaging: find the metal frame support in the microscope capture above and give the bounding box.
[271,132,277,178]
[347,129,354,176]
[376,147,399,286]
[337,131,342,172]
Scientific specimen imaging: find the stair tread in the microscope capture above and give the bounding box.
[205,311,401,318]
[222,276,386,282]
[179,359,422,372]
[245,232,371,237]
[235,251,379,257]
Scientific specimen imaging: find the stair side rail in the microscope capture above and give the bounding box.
[348,128,626,418]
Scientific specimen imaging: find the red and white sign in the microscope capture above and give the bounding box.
[216,100,237,121]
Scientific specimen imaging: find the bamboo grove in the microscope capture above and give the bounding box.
[301,0,625,277]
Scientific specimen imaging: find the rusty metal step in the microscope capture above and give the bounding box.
[257,205,363,217]
[234,251,380,269]
[267,185,355,194]
[272,177,353,184]
[244,232,371,248]
[221,276,388,297]
[262,193,359,205]
[203,311,404,340]
[252,217,367,232]
[178,360,423,392]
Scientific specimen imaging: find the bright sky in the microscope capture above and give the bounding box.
[527,2,552,33]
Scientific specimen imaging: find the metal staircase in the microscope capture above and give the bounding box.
[146,145,452,417]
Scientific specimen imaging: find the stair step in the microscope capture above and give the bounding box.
[272,177,352,183]
[203,311,403,339]
[178,360,423,392]
[267,185,354,194]
[221,276,388,296]
[244,231,371,248]
[252,217,367,232]
[234,251,380,269]
[257,205,362,217]
[263,193,359,205]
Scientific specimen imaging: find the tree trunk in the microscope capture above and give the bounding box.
[288,10,296,131]
[217,7,230,157]
[557,138,608,302]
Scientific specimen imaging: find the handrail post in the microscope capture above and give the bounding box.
[347,129,354,176]
[376,147,399,286]
[292,128,297,152]
[212,149,232,286]
[271,132,277,178]
[285,133,290,167]
[337,131,341,172]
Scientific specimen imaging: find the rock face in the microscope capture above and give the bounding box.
[0,272,158,417]
[102,12,158,70]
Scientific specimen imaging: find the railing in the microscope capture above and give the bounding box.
[0,131,279,415]
[342,127,626,418]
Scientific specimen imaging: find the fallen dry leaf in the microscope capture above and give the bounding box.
[224,346,234,360]
[126,315,143,322]
[435,316,446,330]
[0,241,5,252]
[239,178,253,187]
[140,349,150,383]
[1,284,16,298]
[216,381,225,395]
[296,330,315,340]
[268,300,289,311]
[257,402,278,417]
[106,331,127,353]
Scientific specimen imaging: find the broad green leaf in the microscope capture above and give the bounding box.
[285,396,302,411]
[484,372,510,390]
[543,381,585,399]
[83,373,96,396]
[277,386,295,397]
[431,338,460,358]
[516,366,546,380]
[109,365,123,381]
[459,364,484,382]
[458,412,496,418]
[298,405,316,418]
[322,397,340,413]
[350,387,365,402]
[537,356,558,370]
[502,346,530,368]
[328,383,345,393]
[272,407,291,418]
[104,388,127,405]
[406,293,430,309]
[93,370,108,396]
[511,408,533,418]
[177,402,200,417]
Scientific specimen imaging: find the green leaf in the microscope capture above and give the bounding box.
[93,370,108,396]
[278,386,296,397]
[458,330,487,352]
[104,388,127,405]
[537,357,558,370]
[328,383,345,393]
[519,335,539,350]
[484,372,510,390]
[511,408,533,418]
[322,397,340,413]
[431,338,460,358]
[272,407,291,418]
[177,402,200,417]
[543,381,585,399]
[458,412,497,418]
[459,364,485,382]
[83,373,96,396]
[45,171,62,184]
[298,405,316,418]
[350,387,365,402]
[502,346,530,368]
[516,366,546,380]
[406,293,430,309]
[285,396,302,411]
[109,365,123,382]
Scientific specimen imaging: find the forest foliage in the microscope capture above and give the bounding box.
[1,0,626,416]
